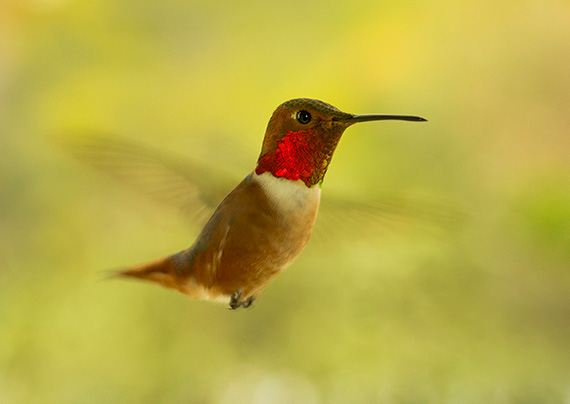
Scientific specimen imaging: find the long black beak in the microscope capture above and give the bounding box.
[335,114,427,123]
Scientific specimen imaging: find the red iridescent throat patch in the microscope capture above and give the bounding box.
[255,129,329,187]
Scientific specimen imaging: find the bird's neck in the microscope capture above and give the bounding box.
[255,129,338,187]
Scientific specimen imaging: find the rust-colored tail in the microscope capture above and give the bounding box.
[112,250,225,302]
[116,254,189,293]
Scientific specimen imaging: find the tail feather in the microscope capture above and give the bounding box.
[116,255,188,293]
[113,250,227,303]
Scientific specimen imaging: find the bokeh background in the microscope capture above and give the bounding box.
[2,0,570,402]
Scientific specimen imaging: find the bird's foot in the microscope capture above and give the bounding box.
[241,296,255,308]
[229,289,255,310]
[229,289,242,309]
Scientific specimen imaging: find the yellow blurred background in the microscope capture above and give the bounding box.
[1,0,570,402]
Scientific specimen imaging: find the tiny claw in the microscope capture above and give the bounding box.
[229,289,243,310]
[241,296,255,309]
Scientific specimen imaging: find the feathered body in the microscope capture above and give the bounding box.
[119,98,426,308]
[123,172,320,307]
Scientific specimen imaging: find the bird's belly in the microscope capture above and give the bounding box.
[193,172,321,300]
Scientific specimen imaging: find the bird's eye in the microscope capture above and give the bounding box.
[296,110,312,125]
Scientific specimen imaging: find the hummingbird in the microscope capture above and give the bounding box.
[80,99,427,309]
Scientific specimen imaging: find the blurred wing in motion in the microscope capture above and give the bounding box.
[58,132,465,236]
[315,191,466,242]
[58,132,240,222]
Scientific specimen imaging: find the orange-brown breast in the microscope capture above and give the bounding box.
[170,171,321,301]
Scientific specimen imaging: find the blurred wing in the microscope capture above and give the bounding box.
[315,191,466,242]
[58,132,240,221]
[58,132,466,238]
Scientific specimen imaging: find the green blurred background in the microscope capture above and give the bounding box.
[2,0,570,402]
